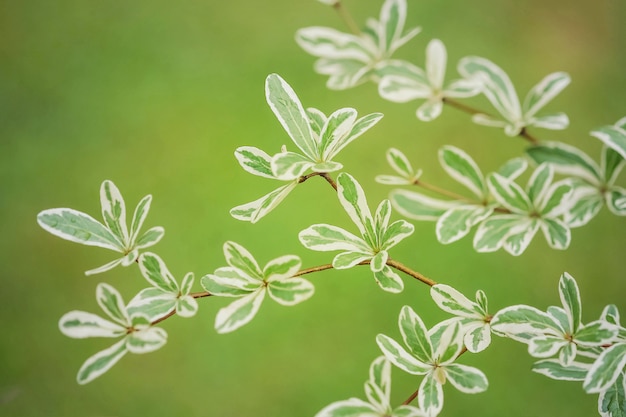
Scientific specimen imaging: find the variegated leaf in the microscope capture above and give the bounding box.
[439,146,485,199]
[214,289,266,334]
[267,278,314,306]
[76,339,128,385]
[230,181,298,223]
[445,363,489,393]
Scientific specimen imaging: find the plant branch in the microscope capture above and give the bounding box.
[412,178,471,202]
[442,98,539,145]
[402,388,419,406]
[298,172,338,191]
[386,258,437,286]
[150,292,212,326]
[332,1,361,36]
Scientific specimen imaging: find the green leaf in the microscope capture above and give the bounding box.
[563,184,603,227]
[319,108,357,160]
[376,334,430,375]
[37,208,123,251]
[129,195,152,244]
[522,72,571,119]
[332,251,372,269]
[464,323,492,353]
[135,226,165,249]
[418,373,443,417]
[487,173,532,213]
[585,344,626,393]
[502,218,539,255]
[271,151,316,180]
[370,250,388,273]
[200,274,253,298]
[373,266,404,293]
[84,257,126,276]
[525,142,602,185]
[399,306,433,363]
[337,173,376,247]
[531,359,589,381]
[528,336,568,358]
[603,145,625,185]
[299,224,370,253]
[526,163,553,204]
[223,241,263,279]
[386,148,416,179]
[368,356,391,411]
[230,181,298,223]
[235,146,276,179]
[214,289,266,334]
[436,205,492,244]
[314,398,378,417]
[445,363,489,393]
[537,180,573,217]
[374,200,392,238]
[138,252,179,293]
[607,188,626,216]
[264,255,302,281]
[378,66,431,102]
[204,267,260,291]
[76,339,128,385]
[126,288,177,322]
[539,218,571,250]
[267,278,315,306]
[458,56,521,124]
[430,284,481,318]
[175,295,198,318]
[125,326,168,354]
[598,371,626,417]
[295,27,374,63]
[307,107,327,137]
[326,107,378,159]
[379,0,404,52]
[576,320,619,346]
[559,272,581,333]
[100,180,129,243]
[473,215,530,254]
[380,219,414,250]
[390,189,457,220]
[96,283,130,326]
[491,305,560,343]
[265,74,317,159]
[497,157,528,180]
[59,311,126,339]
[591,124,626,161]
[438,146,485,199]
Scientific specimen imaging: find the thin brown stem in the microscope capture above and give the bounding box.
[320,172,338,191]
[332,1,361,36]
[519,127,539,145]
[294,263,335,277]
[443,97,541,145]
[442,97,489,117]
[386,259,436,286]
[298,172,338,191]
[412,178,471,202]
[402,388,419,405]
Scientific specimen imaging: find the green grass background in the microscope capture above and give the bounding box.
[1,0,625,416]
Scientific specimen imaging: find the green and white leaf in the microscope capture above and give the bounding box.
[591,120,626,160]
[373,266,404,293]
[59,311,126,339]
[76,339,128,385]
[235,146,277,179]
[531,359,590,381]
[491,305,561,342]
[37,208,123,251]
[376,334,430,375]
[598,371,626,417]
[299,224,370,253]
[214,289,266,334]
[585,344,626,394]
[267,279,315,306]
[444,363,489,394]
[436,205,492,244]
[439,146,486,199]
[390,189,458,220]
[230,181,298,223]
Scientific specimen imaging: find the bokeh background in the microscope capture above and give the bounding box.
[1,0,625,416]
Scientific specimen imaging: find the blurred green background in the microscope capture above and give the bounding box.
[1,0,625,416]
